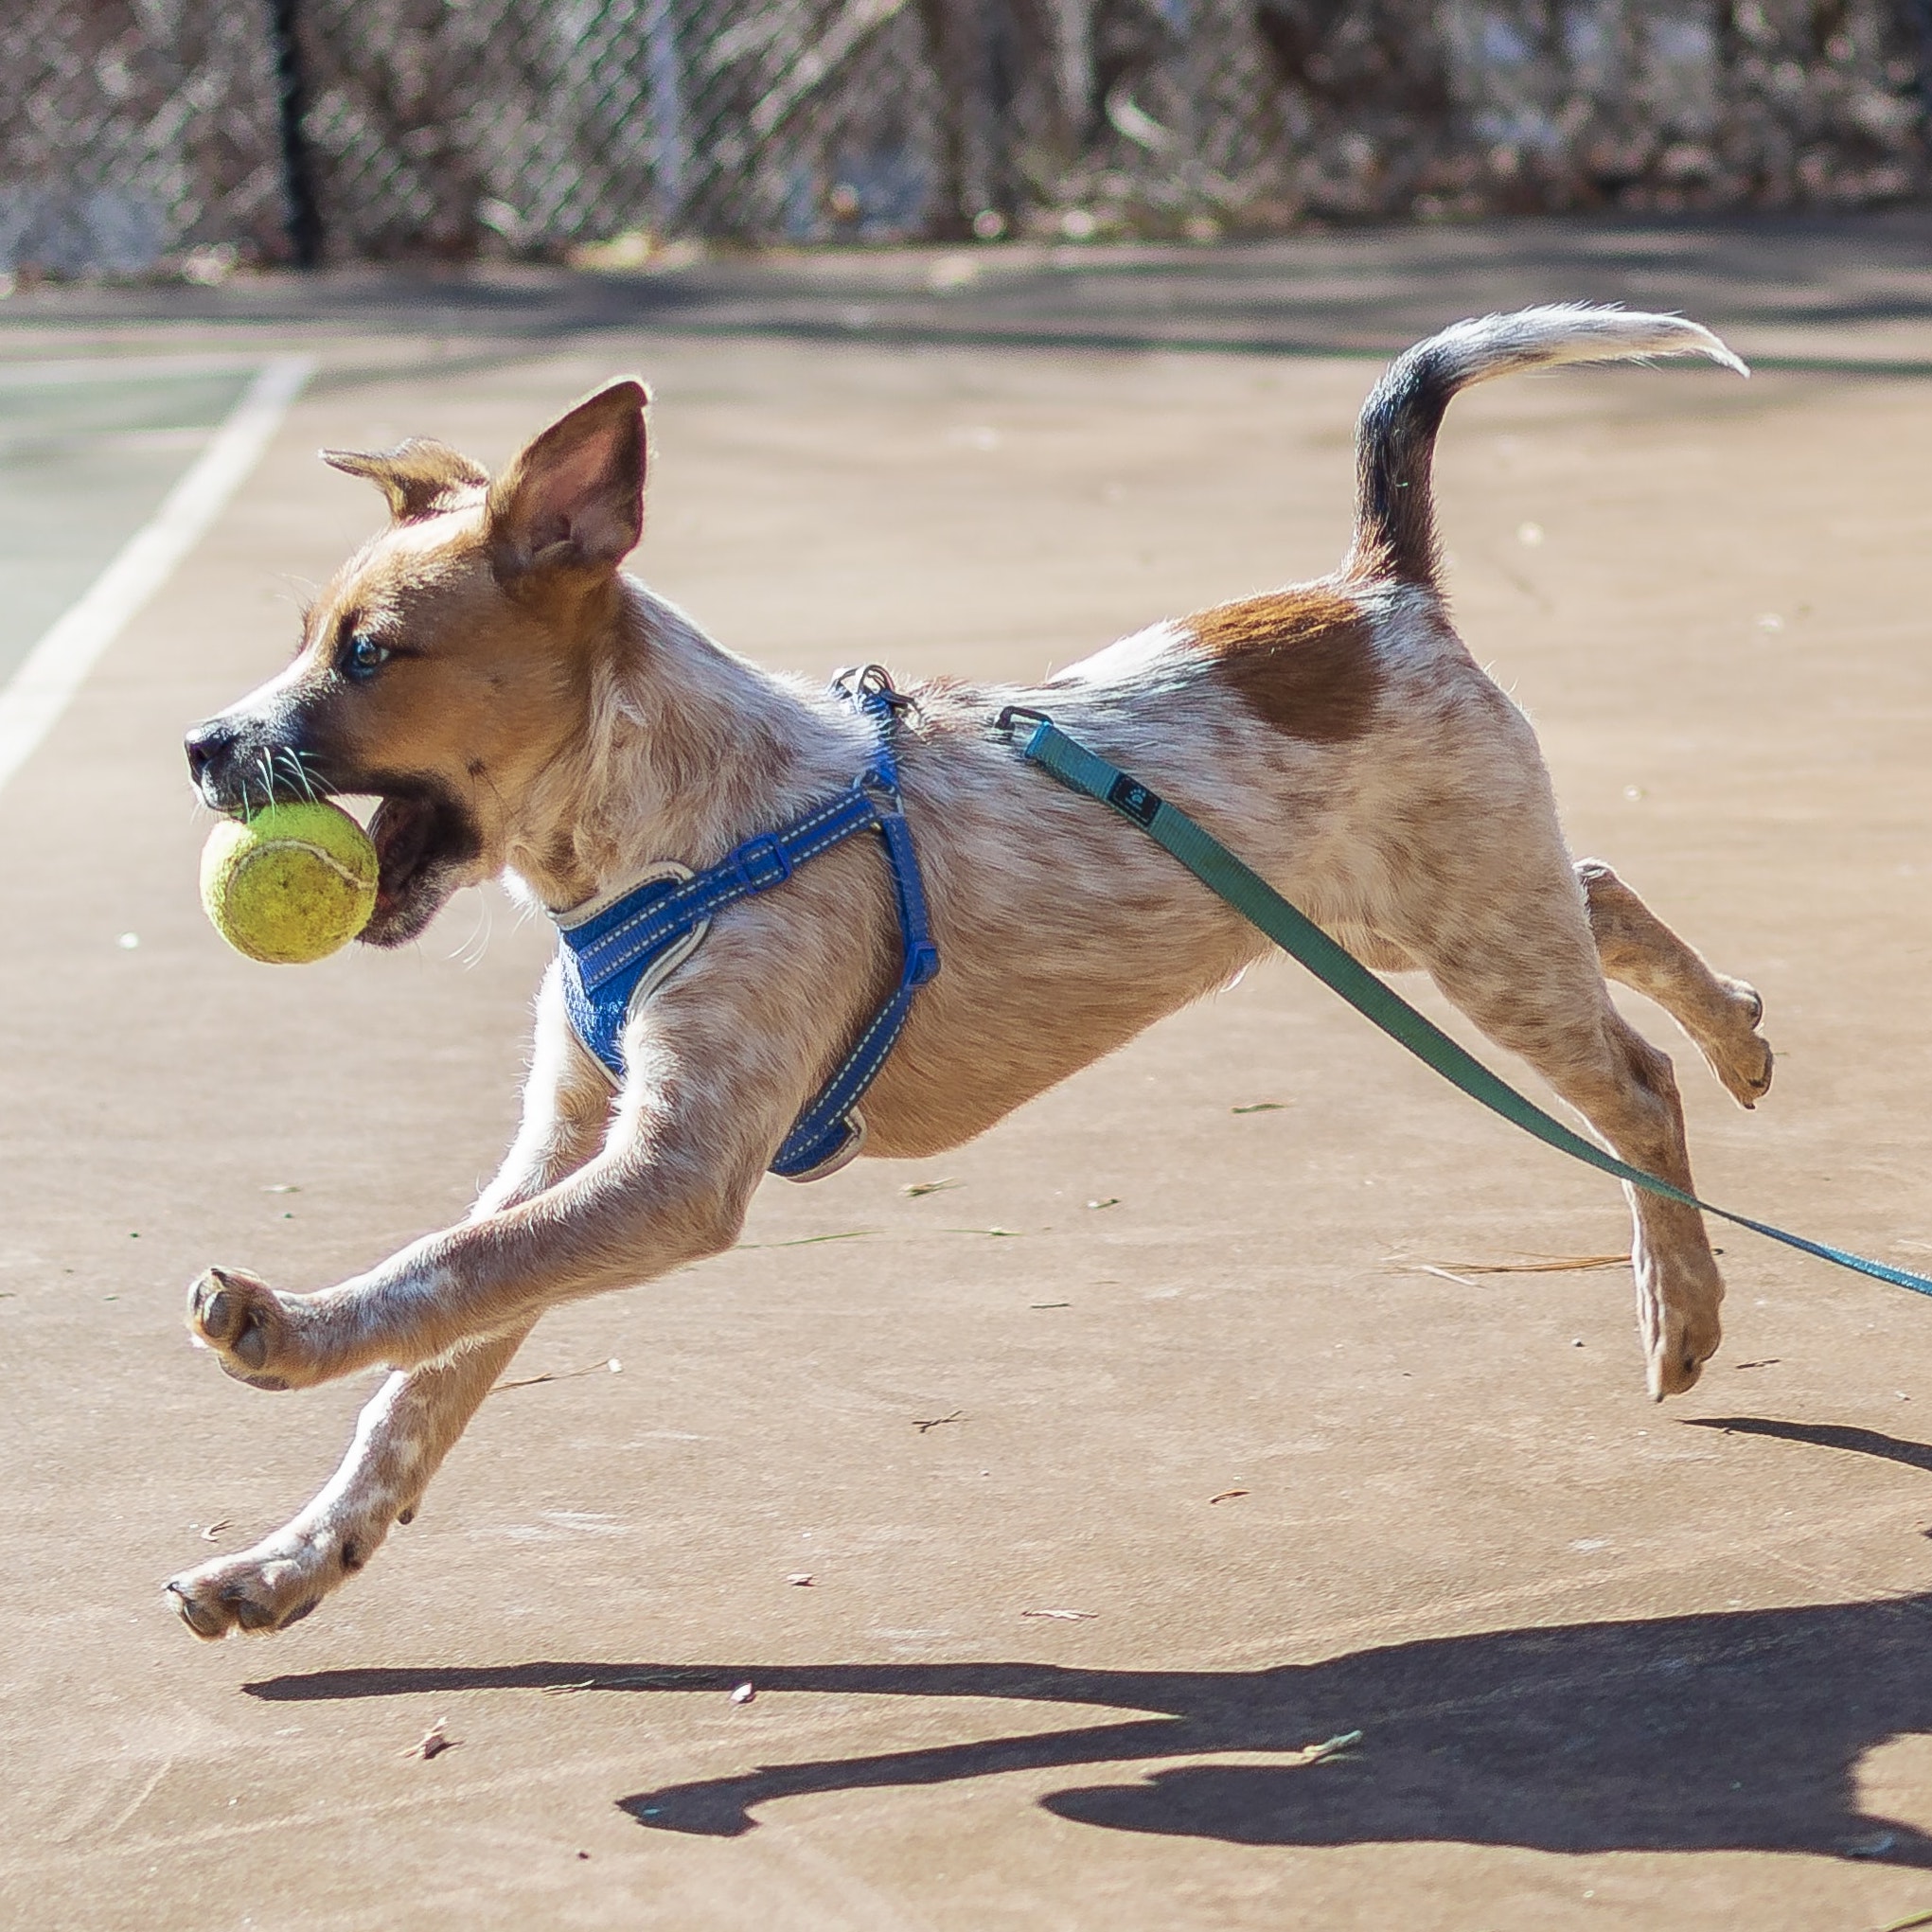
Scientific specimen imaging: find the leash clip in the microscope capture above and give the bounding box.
[994,704,1050,740]
[835,664,915,712]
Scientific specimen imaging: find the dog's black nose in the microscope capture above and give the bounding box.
[184,718,237,792]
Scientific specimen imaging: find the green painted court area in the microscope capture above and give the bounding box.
[0,364,249,678]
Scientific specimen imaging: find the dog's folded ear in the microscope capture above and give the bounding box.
[486,380,648,586]
[322,439,489,523]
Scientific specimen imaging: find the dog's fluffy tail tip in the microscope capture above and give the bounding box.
[1349,305,1746,587]
[1660,313,1749,380]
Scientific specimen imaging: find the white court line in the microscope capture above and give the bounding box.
[0,352,281,387]
[0,353,314,798]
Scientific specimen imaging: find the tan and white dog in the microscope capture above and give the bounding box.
[169,306,1771,1640]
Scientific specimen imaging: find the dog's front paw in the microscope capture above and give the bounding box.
[166,1519,380,1640]
[186,1267,315,1391]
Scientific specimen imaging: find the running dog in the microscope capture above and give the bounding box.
[169,306,1771,1639]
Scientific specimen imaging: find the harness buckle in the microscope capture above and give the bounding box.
[859,768,902,810]
[730,833,793,894]
[906,938,941,987]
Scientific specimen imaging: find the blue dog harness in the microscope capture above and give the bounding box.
[551,666,940,1181]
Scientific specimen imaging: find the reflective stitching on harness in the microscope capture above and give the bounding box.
[575,795,875,988]
[776,996,907,1159]
[548,669,939,1180]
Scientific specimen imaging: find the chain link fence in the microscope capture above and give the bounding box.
[0,3,285,281]
[3,0,1928,277]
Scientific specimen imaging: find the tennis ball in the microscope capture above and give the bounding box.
[200,800,380,965]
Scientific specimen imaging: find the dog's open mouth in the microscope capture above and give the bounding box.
[362,787,481,947]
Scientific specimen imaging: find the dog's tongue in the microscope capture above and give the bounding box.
[367,796,436,913]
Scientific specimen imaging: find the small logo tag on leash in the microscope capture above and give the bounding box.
[1107,773,1161,826]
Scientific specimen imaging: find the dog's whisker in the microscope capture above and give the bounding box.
[283,747,321,803]
[449,888,492,969]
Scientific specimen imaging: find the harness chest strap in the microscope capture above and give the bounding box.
[551,669,939,1182]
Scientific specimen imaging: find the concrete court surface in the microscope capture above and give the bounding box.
[7,222,1932,1929]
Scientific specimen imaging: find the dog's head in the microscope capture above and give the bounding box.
[185,381,647,945]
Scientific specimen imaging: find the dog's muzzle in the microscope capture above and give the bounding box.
[184,715,246,808]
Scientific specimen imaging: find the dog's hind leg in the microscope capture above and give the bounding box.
[1577,860,1772,1109]
[1350,865,1771,1115]
[1397,867,1725,1401]
[167,966,612,1639]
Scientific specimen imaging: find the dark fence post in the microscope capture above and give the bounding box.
[265,0,322,266]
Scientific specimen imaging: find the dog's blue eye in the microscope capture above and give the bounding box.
[345,635,389,681]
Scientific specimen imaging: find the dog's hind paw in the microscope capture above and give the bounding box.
[186,1266,314,1391]
[1700,977,1773,1110]
[1640,1265,1723,1401]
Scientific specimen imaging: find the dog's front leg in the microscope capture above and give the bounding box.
[168,966,614,1639]
[180,955,804,1393]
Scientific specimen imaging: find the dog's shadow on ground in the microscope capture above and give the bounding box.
[247,1418,1932,1863]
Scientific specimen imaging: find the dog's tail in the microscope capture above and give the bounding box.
[1347,305,1746,589]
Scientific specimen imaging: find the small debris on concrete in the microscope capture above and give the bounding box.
[736,1229,877,1250]
[493,1356,622,1394]
[1231,1102,1285,1114]
[1085,1197,1120,1210]
[914,1409,964,1433]
[1298,1729,1362,1764]
[200,1517,232,1540]
[730,1682,756,1706]
[1021,1607,1096,1621]
[1430,1253,1629,1276]
[903,1179,959,1197]
[787,1572,814,1586]
[1409,1264,1480,1288]
[1207,1489,1249,1504]
[1030,1301,1072,1309]
[1844,1828,1898,1858]
[400,1717,457,1760]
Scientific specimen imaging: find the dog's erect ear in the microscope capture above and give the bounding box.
[485,380,647,583]
[322,439,489,523]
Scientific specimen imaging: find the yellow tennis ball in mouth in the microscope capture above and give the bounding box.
[200,800,380,965]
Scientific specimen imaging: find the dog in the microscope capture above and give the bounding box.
[168,305,1772,1640]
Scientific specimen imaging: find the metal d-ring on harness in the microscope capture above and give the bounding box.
[996,702,1932,1305]
[552,666,939,1182]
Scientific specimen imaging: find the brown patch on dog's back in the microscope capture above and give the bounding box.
[1190,587,1380,742]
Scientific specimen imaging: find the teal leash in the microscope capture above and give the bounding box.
[1000,707,1932,1302]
